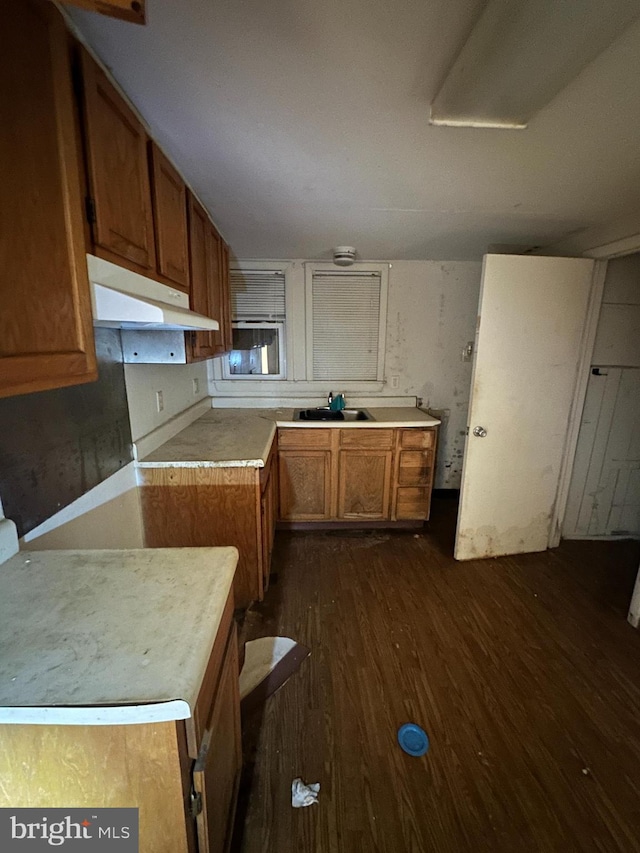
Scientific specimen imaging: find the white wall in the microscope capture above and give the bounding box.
[591,254,640,366]
[23,464,144,551]
[124,361,211,441]
[211,260,482,488]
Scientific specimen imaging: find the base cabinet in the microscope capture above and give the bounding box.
[278,426,437,524]
[0,591,241,853]
[140,440,277,608]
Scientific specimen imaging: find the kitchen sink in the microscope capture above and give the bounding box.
[294,407,373,422]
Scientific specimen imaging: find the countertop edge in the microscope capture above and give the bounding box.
[0,699,191,726]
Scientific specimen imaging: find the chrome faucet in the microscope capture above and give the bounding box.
[327,390,334,406]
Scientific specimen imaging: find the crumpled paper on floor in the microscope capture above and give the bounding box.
[291,777,320,808]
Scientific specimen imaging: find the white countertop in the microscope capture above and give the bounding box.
[137,407,439,468]
[0,546,238,725]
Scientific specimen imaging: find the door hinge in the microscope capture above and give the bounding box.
[85,196,97,225]
[189,790,202,819]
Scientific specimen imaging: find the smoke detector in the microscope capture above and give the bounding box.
[333,246,356,266]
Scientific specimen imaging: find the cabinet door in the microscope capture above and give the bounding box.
[217,241,233,355]
[1,0,97,398]
[193,628,241,853]
[279,451,332,520]
[150,142,190,292]
[81,50,156,271]
[260,458,278,591]
[338,450,392,519]
[187,194,216,360]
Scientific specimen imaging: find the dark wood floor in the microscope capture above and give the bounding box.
[234,497,640,853]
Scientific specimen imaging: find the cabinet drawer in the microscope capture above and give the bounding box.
[397,450,432,486]
[340,429,394,450]
[278,428,332,450]
[395,487,430,520]
[187,588,234,759]
[399,428,435,449]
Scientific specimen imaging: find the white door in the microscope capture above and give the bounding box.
[564,367,640,537]
[455,254,595,560]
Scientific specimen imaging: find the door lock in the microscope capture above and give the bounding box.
[472,426,487,437]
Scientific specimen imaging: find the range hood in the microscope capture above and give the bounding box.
[88,255,219,331]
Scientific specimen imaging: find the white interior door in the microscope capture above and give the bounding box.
[564,367,640,537]
[455,254,595,560]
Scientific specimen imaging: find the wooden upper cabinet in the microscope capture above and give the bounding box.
[219,241,233,354]
[80,50,156,272]
[149,142,190,292]
[60,1,146,25]
[188,193,217,361]
[0,0,97,398]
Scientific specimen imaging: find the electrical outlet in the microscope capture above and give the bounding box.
[192,378,200,395]
[391,375,400,389]
[155,390,164,412]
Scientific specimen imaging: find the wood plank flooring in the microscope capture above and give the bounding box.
[234,497,640,853]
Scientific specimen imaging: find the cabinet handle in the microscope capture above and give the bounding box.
[189,790,203,818]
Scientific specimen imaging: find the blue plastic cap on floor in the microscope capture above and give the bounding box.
[397,723,430,757]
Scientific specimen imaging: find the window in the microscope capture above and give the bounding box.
[223,269,286,380]
[305,264,388,381]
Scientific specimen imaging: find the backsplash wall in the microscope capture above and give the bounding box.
[0,329,132,538]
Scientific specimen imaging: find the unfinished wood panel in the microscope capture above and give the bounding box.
[278,451,332,521]
[150,142,190,291]
[1,0,97,398]
[187,590,234,759]
[139,466,261,609]
[0,722,188,853]
[338,450,392,519]
[399,428,436,449]
[194,627,242,853]
[235,511,640,853]
[340,429,394,450]
[397,449,432,486]
[278,428,333,450]
[80,50,155,271]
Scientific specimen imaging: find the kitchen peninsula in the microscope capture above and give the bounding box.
[0,546,240,853]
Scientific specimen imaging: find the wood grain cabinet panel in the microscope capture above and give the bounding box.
[187,193,230,362]
[1,0,97,398]
[338,450,392,519]
[0,618,241,853]
[397,449,432,486]
[139,452,276,609]
[392,428,437,521]
[193,626,241,853]
[278,426,437,525]
[149,142,190,291]
[279,451,332,521]
[80,50,156,272]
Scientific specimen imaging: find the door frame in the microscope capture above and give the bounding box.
[547,229,640,547]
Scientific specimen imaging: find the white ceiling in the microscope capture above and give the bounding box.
[67,0,640,262]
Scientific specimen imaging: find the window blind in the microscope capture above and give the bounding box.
[230,270,286,320]
[311,271,381,380]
